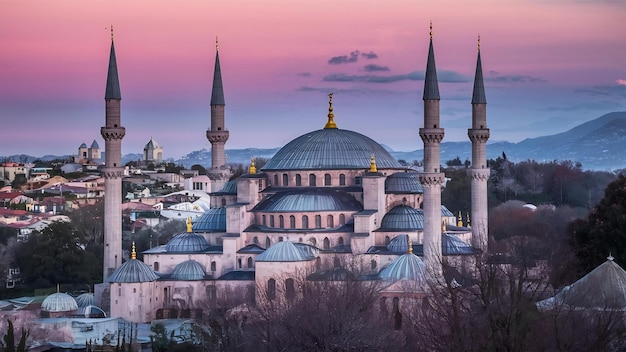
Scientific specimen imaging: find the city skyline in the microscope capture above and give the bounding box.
[1,0,625,159]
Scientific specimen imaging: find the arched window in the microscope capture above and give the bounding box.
[211,261,216,272]
[296,174,302,186]
[153,262,159,271]
[247,257,253,268]
[266,237,271,249]
[289,215,296,228]
[279,215,284,228]
[285,278,295,301]
[302,215,309,229]
[237,258,242,269]
[253,236,259,244]
[267,279,276,300]
[262,215,266,226]
[333,256,340,267]
[371,259,377,270]
[393,297,402,330]
[380,297,388,316]
[385,236,391,245]
[339,214,345,225]
[310,237,317,246]
[273,174,278,186]
[324,174,331,186]
[309,174,316,186]
[282,174,288,186]
[338,237,344,246]
[327,215,334,228]
[269,215,275,227]
[339,174,346,186]
[323,237,330,249]
[315,215,321,229]
[221,198,226,207]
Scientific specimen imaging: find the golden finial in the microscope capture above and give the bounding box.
[466,212,471,228]
[429,21,433,40]
[408,239,413,254]
[608,253,614,261]
[324,93,337,129]
[186,216,193,232]
[131,242,136,260]
[249,157,256,174]
[478,34,481,51]
[216,36,219,52]
[369,154,378,173]
[111,25,114,41]
[457,211,463,227]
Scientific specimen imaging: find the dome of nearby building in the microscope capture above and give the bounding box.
[79,142,87,148]
[379,253,427,283]
[41,292,78,312]
[107,259,159,283]
[387,234,410,253]
[262,128,403,171]
[171,260,207,281]
[165,232,211,253]
[144,137,160,149]
[76,305,106,318]
[253,189,362,212]
[218,179,237,194]
[385,171,424,194]
[193,207,226,232]
[441,205,454,217]
[380,206,425,231]
[256,241,317,262]
[442,234,476,255]
[75,292,95,308]
[90,140,99,149]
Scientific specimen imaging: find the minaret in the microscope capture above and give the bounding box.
[206,37,229,182]
[100,27,125,281]
[468,36,490,252]
[418,23,444,275]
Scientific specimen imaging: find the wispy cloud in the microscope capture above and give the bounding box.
[617,79,626,86]
[574,84,626,98]
[322,70,469,83]
[541,100,624,112]
[361,51,378,59]
[486,75,547,83]
[297,72,311,77]
[363,64,390,72]
[328,50,360,65]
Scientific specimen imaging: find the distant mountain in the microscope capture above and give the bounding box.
[4,112,625,171]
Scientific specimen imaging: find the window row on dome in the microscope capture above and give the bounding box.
[267,171,365,188]
[251,235,346,250]
[259,213,347,229]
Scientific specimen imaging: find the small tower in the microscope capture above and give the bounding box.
[100,27,126,280]
[143,137,163,162]
[206,37,230,190]
[89,140,101,160]
[418,23,445,276]
[468,36,490,252]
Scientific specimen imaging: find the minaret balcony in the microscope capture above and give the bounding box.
[419,128,445,144]
[468,128,490,143]
[206,130,230,143]
[419,172,445,186]
[100,127,126,141]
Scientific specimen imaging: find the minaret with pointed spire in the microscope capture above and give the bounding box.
[419,22,445,275]
[468,35,490,252]
[206,37,230,185]
[100,27,125,281]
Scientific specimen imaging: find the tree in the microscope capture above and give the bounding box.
[0,319,29,352]
[190,164,207,175]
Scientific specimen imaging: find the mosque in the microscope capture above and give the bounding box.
[95,26,491,324]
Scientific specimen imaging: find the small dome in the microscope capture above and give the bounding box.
[385,171,424,194]
[256,241,317,262]
[79,142,87,148]
[262,128,403,171]
[253,189,362,212]
[218,180,237,194]
[41,292,78,312]
[144,137,160,149]
[379,253,427,284]
[171,260,207,281]
[107,259,159,283]
[193,208,226,232]
[380,205,424,231]
[387,234,410,253]
[90,140,99,149]
[76,305,106,318]
[442,234,476,255]
[75,292,95,308]
[165,232,210,253]
[441,205,454,217]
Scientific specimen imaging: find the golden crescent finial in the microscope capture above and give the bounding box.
[429,21,433,40]
[324,93,337,129]
[249,157,257,174]
[111,25,114,41]
[186,216,193,232]
[216,36,219,52]
[369,154,377,173]
[131,242,136,260]
[408,238,413,254]
[478,34,481,51]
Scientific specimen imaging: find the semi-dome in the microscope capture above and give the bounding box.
[262,128,403,171]
[379,253,427,284]
[41,292,78,312]
[387,234,410,253]
[380,205,425,231]
[75,292,95,308]
[76,305,106,318]
[193,207,226,232]
[107,259,159,283]
[385,171,424,194]
[165,232,211,253]
[442,234,476,255]
[217,179,237,194]
[253,189,362,212]
[171,260,207,281]
[256,241,317,262]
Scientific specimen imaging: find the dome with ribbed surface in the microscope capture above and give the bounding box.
[75,293,95,308]
[218,180,237,194]
[385,171,424,194]
[379,253,427,283]
[442,234,476,255]
[256,241,317,262]
[253,189,362,212]
[165,232,210,253]
[193,207,226,232]
[380,206,424,231]
[387,234,410,253]
[41,292,78,312]
[171,260,207,280]
[262,128,403,171]
[107,259,159,283]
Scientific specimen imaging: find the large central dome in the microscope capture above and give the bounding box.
[262,128,403,171]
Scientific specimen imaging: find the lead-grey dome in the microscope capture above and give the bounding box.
[379,253,427,283]
[380,206,425,231]
[165,232,210,253]
[256,241,318,262]
[262,128,403,171]
[385,171,424,194]
[193,207,226,232]
[171,260,207,280]
[253,189,362,212]
[41,292,78,312]
[75,292,95,308]
[107,259,159,283]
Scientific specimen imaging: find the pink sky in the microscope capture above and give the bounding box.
[1,0,625,159]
